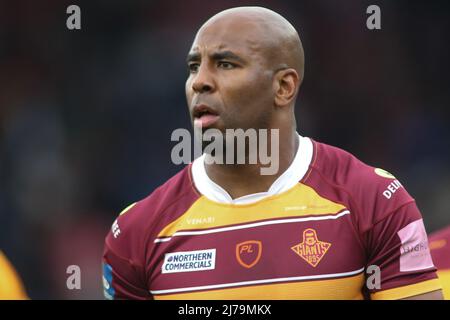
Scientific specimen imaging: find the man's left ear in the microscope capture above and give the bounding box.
[273,68,299,107]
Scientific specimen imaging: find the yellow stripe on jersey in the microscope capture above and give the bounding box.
[154,272,365,300]
[0,251,28,300]
[370,279,442,300]
[437,270,450,300]
[119,202,137,216]
[157,183,346,238]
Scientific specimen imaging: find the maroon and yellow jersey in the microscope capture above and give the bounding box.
[102,135,441,300]
[429,226,450,299]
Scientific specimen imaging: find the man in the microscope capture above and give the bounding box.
[102,7,443,299]
[0,251,28,300]
[429,225,450,299]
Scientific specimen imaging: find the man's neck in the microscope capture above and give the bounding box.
[204,129,299,200]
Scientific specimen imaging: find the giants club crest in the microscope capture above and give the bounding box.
[236,240,262,268]
[291,228,331,267]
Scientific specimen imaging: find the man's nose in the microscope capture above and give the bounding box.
[191,64,214,93]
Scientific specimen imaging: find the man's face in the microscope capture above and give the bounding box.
[185,19,275,133]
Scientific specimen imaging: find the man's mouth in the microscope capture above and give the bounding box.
[193,105,220,128]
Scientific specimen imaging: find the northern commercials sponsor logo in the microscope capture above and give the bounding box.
[162,249,216,274]
[291,228,331,267]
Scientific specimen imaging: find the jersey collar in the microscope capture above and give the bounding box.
[191,133,313,205]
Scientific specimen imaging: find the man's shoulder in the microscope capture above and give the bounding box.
[104,165,200,252]
[305,139,415,229]
[123,164,197,216]
[141,164,199,215]
[309,139,389,188]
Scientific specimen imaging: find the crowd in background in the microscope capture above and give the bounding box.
[1,0,449,298]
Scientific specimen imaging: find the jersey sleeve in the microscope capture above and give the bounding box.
[336,160,443,300]
[102,203,152,300]
[365,201,441,299]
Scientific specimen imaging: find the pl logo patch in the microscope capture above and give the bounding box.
[291,229,331,267]
[236,240,262,269]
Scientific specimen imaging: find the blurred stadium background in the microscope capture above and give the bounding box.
[0,0,449,299]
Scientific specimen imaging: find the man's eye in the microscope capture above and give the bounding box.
[188,63,200,73]
[218,61,235,69]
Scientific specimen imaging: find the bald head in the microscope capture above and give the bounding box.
[186,7,304,135]
[196,6,304,82]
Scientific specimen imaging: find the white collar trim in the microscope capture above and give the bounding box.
[191,133,313,205]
